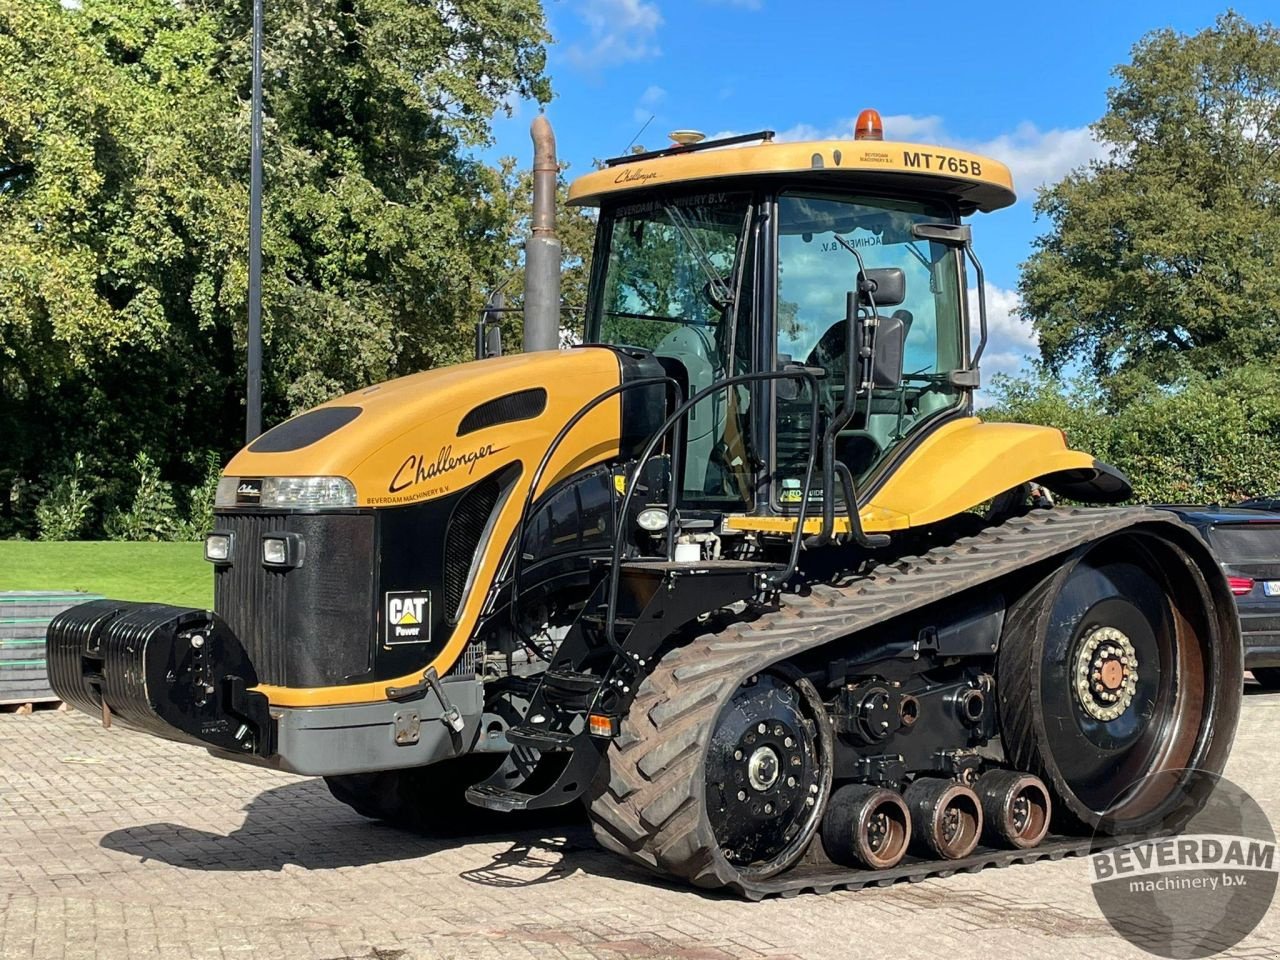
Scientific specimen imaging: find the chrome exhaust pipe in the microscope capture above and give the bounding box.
[524,114,561,353]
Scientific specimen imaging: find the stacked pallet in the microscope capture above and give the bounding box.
[0,591,101,709]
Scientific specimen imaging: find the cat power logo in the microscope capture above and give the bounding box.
[385,591,431,645]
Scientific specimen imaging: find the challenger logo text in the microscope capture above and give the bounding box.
[389,443,506,494]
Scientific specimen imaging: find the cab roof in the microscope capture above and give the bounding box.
[567,132,1017,214]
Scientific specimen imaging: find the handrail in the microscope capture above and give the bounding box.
[508,375,681,652]
[606,368,821,646]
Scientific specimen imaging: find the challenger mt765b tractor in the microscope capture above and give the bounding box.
[48,110,1242,897]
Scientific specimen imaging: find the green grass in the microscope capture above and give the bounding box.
[0,541,212,608]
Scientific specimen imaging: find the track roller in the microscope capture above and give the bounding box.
[904,778,982,860]
[821,784,912,869]
[977,770,1051,849]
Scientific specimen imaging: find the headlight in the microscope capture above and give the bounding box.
[215,476,357,508]
[215,477,241,507]
[637,506,670,532]
[262,537,288,565]
[262,476,357,508]
[204,532,232,563]
[262,533,305,568]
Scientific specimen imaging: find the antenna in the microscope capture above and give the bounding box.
[624,114,654,155]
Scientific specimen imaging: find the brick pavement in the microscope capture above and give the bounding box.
[2,686,1279,960]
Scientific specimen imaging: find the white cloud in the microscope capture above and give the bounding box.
[633,84,666,124]
[978,283,1036,355]
[566,0,664,70]
[971,122,1105,195]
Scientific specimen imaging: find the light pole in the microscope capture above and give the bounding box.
[245,0,264,443]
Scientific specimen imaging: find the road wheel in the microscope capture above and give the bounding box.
[589,656,833,888]
[1251,667,1280,689]
[998,529,1241,833]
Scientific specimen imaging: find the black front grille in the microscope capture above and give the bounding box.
[443,477,502,620]
[213,511,375,686]
[214,514,290,683]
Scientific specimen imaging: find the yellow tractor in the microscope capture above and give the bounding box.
[48,110,1241,897]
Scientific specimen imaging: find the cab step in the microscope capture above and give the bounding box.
[539,669,603,711]
[464,783,539,812]
[505,724,575,751]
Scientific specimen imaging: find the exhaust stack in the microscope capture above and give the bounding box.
[524,114,562,353]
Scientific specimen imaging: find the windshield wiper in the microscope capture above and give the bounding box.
[605,310,699,325]
[664,204,736,307]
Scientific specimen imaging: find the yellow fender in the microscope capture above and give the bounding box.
[872,417,1129,528]
[728,417,1128,536]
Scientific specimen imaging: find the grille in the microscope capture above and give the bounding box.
[444,640,484,679]
[443,476,502,620]
[457,388,547,436]
[213,514,290,684]
[212,512,375,686]
[248,406,361,453]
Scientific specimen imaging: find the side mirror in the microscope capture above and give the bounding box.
[858,267,905,308]
[475,291,506,360]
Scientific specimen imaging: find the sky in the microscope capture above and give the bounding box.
[484,0,1276,390]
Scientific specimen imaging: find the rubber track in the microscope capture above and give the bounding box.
[587,507,1192,899]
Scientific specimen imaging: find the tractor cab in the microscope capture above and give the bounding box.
[568,113,1015,534]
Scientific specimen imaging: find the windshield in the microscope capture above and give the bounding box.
[1208,525,1280,562]
[592,193,751,356]
[590,193,755,507]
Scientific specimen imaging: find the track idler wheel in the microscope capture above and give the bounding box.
[904,778,982,860]
[977,770,1051,849]
[821,784,911,869]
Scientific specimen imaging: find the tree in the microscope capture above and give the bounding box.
[984,365,1280,504]
[0,0,550,537]
[1021,12,1280,387]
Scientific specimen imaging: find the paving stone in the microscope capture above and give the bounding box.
[2,691,1280,959]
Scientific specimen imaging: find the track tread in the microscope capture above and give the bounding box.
[994,569,1082,830]
[586,507,1229,897]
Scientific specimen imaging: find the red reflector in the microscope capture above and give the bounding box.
[1228,577,1255,596]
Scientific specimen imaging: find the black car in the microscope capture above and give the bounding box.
[1156,506,1280,688]
[1239,495,1280,512]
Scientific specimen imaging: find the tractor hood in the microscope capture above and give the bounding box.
[224,347,638,508]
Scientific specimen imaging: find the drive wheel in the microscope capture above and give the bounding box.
[998,529,1241,833]
[588,650,834,888]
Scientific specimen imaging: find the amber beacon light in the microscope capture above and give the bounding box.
[854,108,884,141]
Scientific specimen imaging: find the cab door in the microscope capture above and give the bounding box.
[772,191,968,507]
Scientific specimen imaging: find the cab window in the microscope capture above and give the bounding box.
[775,193,965,494]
